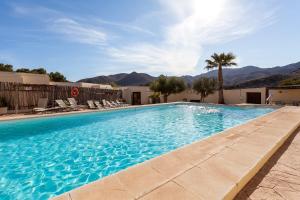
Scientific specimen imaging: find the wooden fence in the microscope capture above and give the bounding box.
[0,82,122,111]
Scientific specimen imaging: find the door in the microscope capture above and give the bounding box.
[246,92,261,104]
[132,92,141,105]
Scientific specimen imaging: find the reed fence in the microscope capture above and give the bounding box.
[0,82,121,111]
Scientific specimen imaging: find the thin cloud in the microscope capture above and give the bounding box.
[11,4,107,46]
[49,18,107,45]
[95,19,156,36]
[107,0,277,75]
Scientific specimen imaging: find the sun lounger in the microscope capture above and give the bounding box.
[33,98,60,113]
[103,100,116,108]
[87,100,97,109]
[55,99,74,111]
[116,100,129,107]
[67,98,81,110]
[102,99,112,108]
[94,101,104,109]
[110,101,120,107]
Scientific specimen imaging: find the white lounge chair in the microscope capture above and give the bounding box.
[67,98,81,110]
[102,99,112,108]
[33,98,60,113]
[94,101,104,109]
[55,99,74,111]
[116,100,128,107]
[87,100,97,109]
[104,100,116,108]
[110,101,120,107]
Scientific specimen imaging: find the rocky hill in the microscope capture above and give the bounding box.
[78,61,300,88]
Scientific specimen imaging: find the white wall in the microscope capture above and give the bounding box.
[269,89,300,104]
[168,88,266,104]
[121,86,155,104]
[122,86,268,105]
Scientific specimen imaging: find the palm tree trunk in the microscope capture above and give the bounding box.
[218,64,225,104]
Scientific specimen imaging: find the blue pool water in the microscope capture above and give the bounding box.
[0,103,274,199]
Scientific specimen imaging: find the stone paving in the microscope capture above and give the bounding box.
[235,128,300,200]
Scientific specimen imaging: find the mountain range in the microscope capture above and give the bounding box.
[78,61,300,88]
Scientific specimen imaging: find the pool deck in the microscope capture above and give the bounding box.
[50,106,300,200]
[235,127,300,200]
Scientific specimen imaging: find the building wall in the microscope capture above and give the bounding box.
[168,88,267,104]
[0,71,50,85]
[225,88,267,104]
[121,86,157,104]
[269,89,300,104]
[122,86,268,105]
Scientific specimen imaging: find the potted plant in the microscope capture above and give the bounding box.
[0,97,8,115]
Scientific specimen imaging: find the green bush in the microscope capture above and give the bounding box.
[0,63,13,72]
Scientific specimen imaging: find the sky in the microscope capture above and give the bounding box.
[0,0,299,81]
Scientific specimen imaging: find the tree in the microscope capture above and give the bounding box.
[0,63,13,72]
[16,68,31,73]
[193,77,217,102]
[49,72,67,82]
[280,77,300,86]
[30,68,47,74]
[150,75,186,103]
[205,52,237,104]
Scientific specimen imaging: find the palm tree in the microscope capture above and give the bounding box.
[205,52,237,104]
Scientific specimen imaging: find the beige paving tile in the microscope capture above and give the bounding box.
[116,162,168,198]
[229,137,275,167]
[139,181,202,200]
[254,125,288,137]
[70,175,134,200]
[265,119,300,130]
[171,141,218,166]
[214,147,264,190]
[174,161,239,200]
[205,129,244,146]
[148,153,193,179]
[231,123,261,136]
[232,130,283,155]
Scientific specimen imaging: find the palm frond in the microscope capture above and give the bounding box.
[205,59,217,70]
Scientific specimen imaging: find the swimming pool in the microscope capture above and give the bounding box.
[0,103,274,199]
